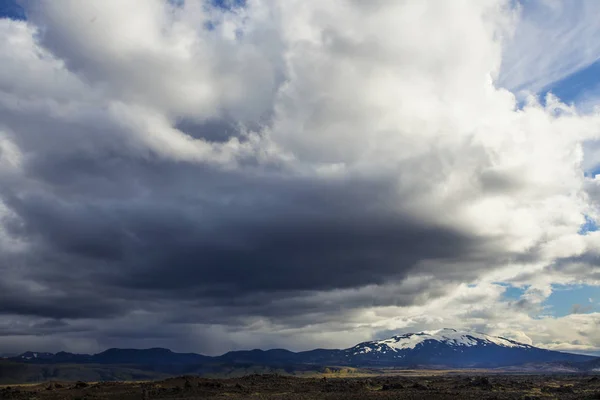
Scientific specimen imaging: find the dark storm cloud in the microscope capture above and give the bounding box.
[2,151,485,305]
[0,279,124,319]
[0,319,87,337]
[174,118,244,143]
[0,108,520,334]
[543,252,600,282]
[118,211,477,294]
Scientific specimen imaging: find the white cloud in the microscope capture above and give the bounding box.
[25,0,283,123]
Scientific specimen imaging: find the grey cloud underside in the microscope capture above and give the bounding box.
[0,281,124,319]
[545,252,600,282]
[0,74,515,325]
[1,147,499,321]
[0,93,507,326]
[174,118,245,143]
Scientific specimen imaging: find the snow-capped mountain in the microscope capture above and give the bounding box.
[353,328,532,354]
[11,328,597,370]
[342,328,590,367]
[351,328,530,354]
[17,351,54,361]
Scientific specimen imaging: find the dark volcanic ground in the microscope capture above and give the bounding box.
[2,374,600,399]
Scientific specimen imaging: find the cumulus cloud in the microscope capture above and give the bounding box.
[0,0,600,355]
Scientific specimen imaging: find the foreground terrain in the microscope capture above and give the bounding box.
[3,374,600,399]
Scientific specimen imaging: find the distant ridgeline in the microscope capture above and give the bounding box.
[2,329,598,383]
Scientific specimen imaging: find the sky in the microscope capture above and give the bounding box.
[1,0,600,357]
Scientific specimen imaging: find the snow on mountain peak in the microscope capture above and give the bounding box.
[18,351,54,360]
[351,328,530,355]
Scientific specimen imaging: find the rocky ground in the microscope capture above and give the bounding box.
[2,374,600,399]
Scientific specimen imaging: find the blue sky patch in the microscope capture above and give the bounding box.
[211,0,246,10]
[579,215,599,235]
[0,0,25,20]
[503,285,527,301]
[544,284,599,317]
[543,60,600,106]
[584,166,600,178]
[496,283,528,301]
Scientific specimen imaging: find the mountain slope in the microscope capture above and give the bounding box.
[11,348,210,366]
[92,348,210,365]
[340,328,594,367]
[10,328,597,372]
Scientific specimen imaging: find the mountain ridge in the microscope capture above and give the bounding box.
[7,328,597,369]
